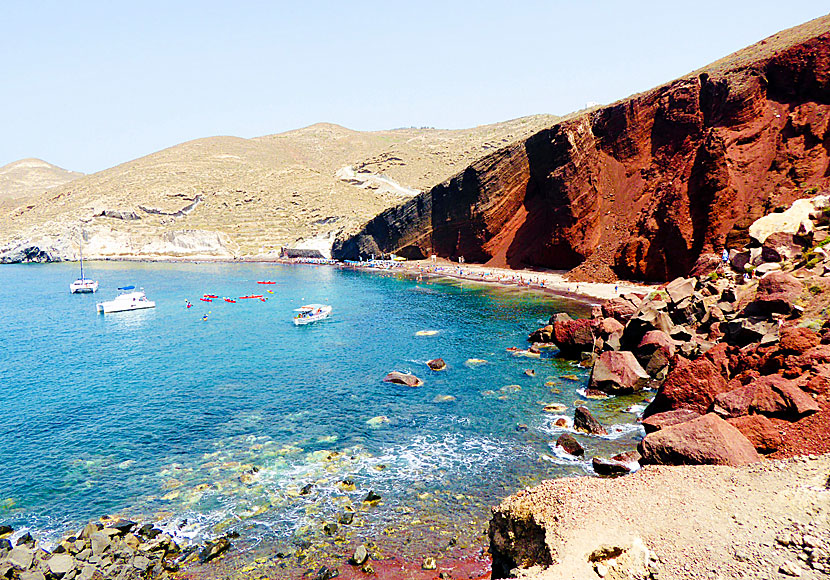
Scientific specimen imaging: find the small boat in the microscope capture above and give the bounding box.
[204,294,219,299]
[200,297,212,302]
[293,304,332,325]
[224,298,236,303]
[69,240,98,293]
[96,286,155,314]
[257,281,277,284]
[238,295,263,299]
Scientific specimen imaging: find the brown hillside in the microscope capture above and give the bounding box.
[0,158,82,204]
[334,14,830,282]
[0,116,557,261]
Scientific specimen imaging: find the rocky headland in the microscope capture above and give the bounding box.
[334,15,830,284]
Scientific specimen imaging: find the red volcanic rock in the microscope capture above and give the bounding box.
[588,351,649,394]
[750,375,820,419]
[744,271,802,315]
[594,317,625,337]
[703,342,731,380]
[726,414,783,453]
[552,318,595,357]
[334,16,830,280]
[643,356,730,417]
[638,413,762,466]
[713,385,757,418]
[762,232,804,262]
[641,409,702,434]
[779,325,820,353]
[556,433,584,457]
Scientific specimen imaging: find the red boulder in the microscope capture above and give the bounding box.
[726,414,782,453]
[638,413,761,466]
[643,356,730,417]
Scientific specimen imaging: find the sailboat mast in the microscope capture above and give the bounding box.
[80,240,84,280]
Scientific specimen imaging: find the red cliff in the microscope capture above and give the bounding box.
[334,15,830,282]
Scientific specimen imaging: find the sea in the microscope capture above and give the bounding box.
[0,262,649,578]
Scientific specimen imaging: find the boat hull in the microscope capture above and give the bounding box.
[293,305,332,325]
[96,291,155,314]
[70,280,99,293]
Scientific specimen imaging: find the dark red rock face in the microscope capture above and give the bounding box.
[334,16,830,281]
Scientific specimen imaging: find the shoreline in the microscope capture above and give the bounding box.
[14,255,656,302]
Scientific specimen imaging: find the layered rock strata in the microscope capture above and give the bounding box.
[335,15,830,282]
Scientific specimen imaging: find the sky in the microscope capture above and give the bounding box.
[1,1,828,174]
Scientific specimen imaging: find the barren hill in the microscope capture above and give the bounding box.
[0,116,558,262]
[0,158,82,203]
[334,14,830,283]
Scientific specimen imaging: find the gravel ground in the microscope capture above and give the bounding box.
[495,454,830,579]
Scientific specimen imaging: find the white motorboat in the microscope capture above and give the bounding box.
[96,286,156,314]
[293,304,332,325]
[69,241,98,293]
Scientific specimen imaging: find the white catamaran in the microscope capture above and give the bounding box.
[69,241,99,293]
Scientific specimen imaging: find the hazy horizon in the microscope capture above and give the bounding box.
[2,1,828,174]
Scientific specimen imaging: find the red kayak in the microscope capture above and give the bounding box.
[204,294,219,298]
[224,298,236,303]
[238,295,264,299]
[256,281,277,284]
[200,298,212,302]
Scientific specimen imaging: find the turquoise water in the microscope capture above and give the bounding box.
[0,262,645,563]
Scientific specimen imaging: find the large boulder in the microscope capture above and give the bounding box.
[665,277,696,305]
[601,297,639,323]
[750,374,820,419]
[573,406,607,436]
[643,356,730,417]
[743,271,802,316]
[641,409,702,434]
[748,196,827,245]
[588,351,649,394]
[779,325,820,354]
[552,318,595,358]
[726,414,782,453]
[635,330,676,377]
[622,303,675,348]
[638,413,762,466]
[761,232,804,263]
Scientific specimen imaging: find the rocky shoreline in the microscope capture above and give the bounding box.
[491,194,830,578]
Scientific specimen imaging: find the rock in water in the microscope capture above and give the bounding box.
[573,406,608,435]
[199,537,231,563]
[588,351,649,394]
[556,433,584,456]
[427,358,447,370]
[364,490,381,504]
[383,371,423,387]
[638,413,761,466]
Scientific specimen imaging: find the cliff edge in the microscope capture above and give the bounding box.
[334,15,830,282]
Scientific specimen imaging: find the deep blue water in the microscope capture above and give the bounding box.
[0,262,645,553]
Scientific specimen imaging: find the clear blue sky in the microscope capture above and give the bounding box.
[1,1,827,174]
